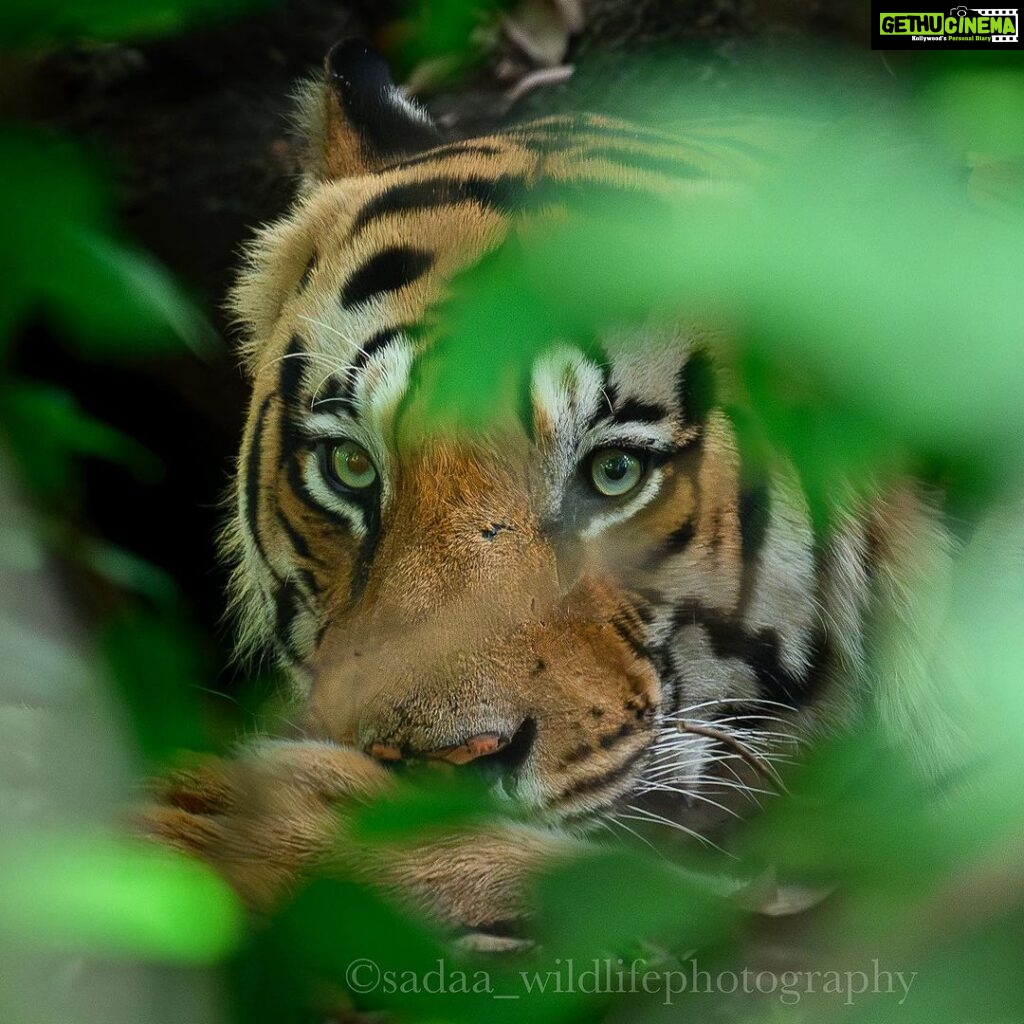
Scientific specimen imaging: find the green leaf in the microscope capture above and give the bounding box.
[261,877,581,1024]
[50,227,219,359]
[0,0,274,48]
[0,379,161,501]
[534,849,735,959]
[81,538,180,605]
[921,69,1024,162]
[0,130,213,356]
[391,0,511,78]
[0,830,242,962]
[351,770,510,844]
[101,608,212,764]
[409,83,1024,492]
[739,727,956,887]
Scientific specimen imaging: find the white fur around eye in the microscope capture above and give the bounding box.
[531,345,610,514]
[580,469,666,540]
[302,452,369,537]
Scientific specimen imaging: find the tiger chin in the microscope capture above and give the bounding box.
[147,40,957,945]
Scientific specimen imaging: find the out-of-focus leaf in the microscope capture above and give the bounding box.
[0,380,161,500]
[922,70,1024,162]
[534,849,735,958]
[351,769,510,843]
[101,608,211,763]
[389,0,510,77]
[925,507,1024,819]
[49,228,219,359]
[841,912,1024,1024]
[0,0,273,48]
[739,727,958,888]
[0,830,242,962]
[82,538,180,605]
[410,81,1024,496]
[0,130,213,356]
[262,877,589,1024]
[0,483,44,571]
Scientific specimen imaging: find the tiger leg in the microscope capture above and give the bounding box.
[141,739,576,937]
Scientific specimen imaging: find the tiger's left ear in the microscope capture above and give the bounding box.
[296,39,443,184]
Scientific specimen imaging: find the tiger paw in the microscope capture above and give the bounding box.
[140,739,393,910]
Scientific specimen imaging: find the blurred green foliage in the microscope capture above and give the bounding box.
[1,1,1023,1024]
[0,381,160,501]
[414,70,1024,542]
[388,0,511,78]
[0,832,242,961]
[0,131,215,357]
[351,768,510,843]
[0,0,269,991]
[0,0,272,48]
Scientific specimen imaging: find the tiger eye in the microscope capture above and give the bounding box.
[329,440,377,490]
[589,448,644,497]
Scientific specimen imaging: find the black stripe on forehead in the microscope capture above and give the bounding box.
[349,174,526,237]
[518,114,778,165]
[676,349,716,425]
[535,340,684,436]
[278,333,307,410]
[512,133,708,181]
[611,397,667,425]
[340,246,434,308]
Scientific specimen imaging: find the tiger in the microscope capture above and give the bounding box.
[148,39,957,945]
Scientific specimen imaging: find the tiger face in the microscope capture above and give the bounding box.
[226,41,907,837]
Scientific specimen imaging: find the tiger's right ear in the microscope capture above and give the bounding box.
[295,39,444,184]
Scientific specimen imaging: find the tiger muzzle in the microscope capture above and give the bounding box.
[304,573,659,811]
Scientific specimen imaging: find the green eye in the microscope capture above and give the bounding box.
[589,448,644,497]
[327,440,377,490]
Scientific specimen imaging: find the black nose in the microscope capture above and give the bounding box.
[476,717,536,779]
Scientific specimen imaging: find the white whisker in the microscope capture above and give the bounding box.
[636,783,741,820]
[620,803,734,857]
[256,349,352,379]
[296,314,371,351]
[603,812,662,855]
